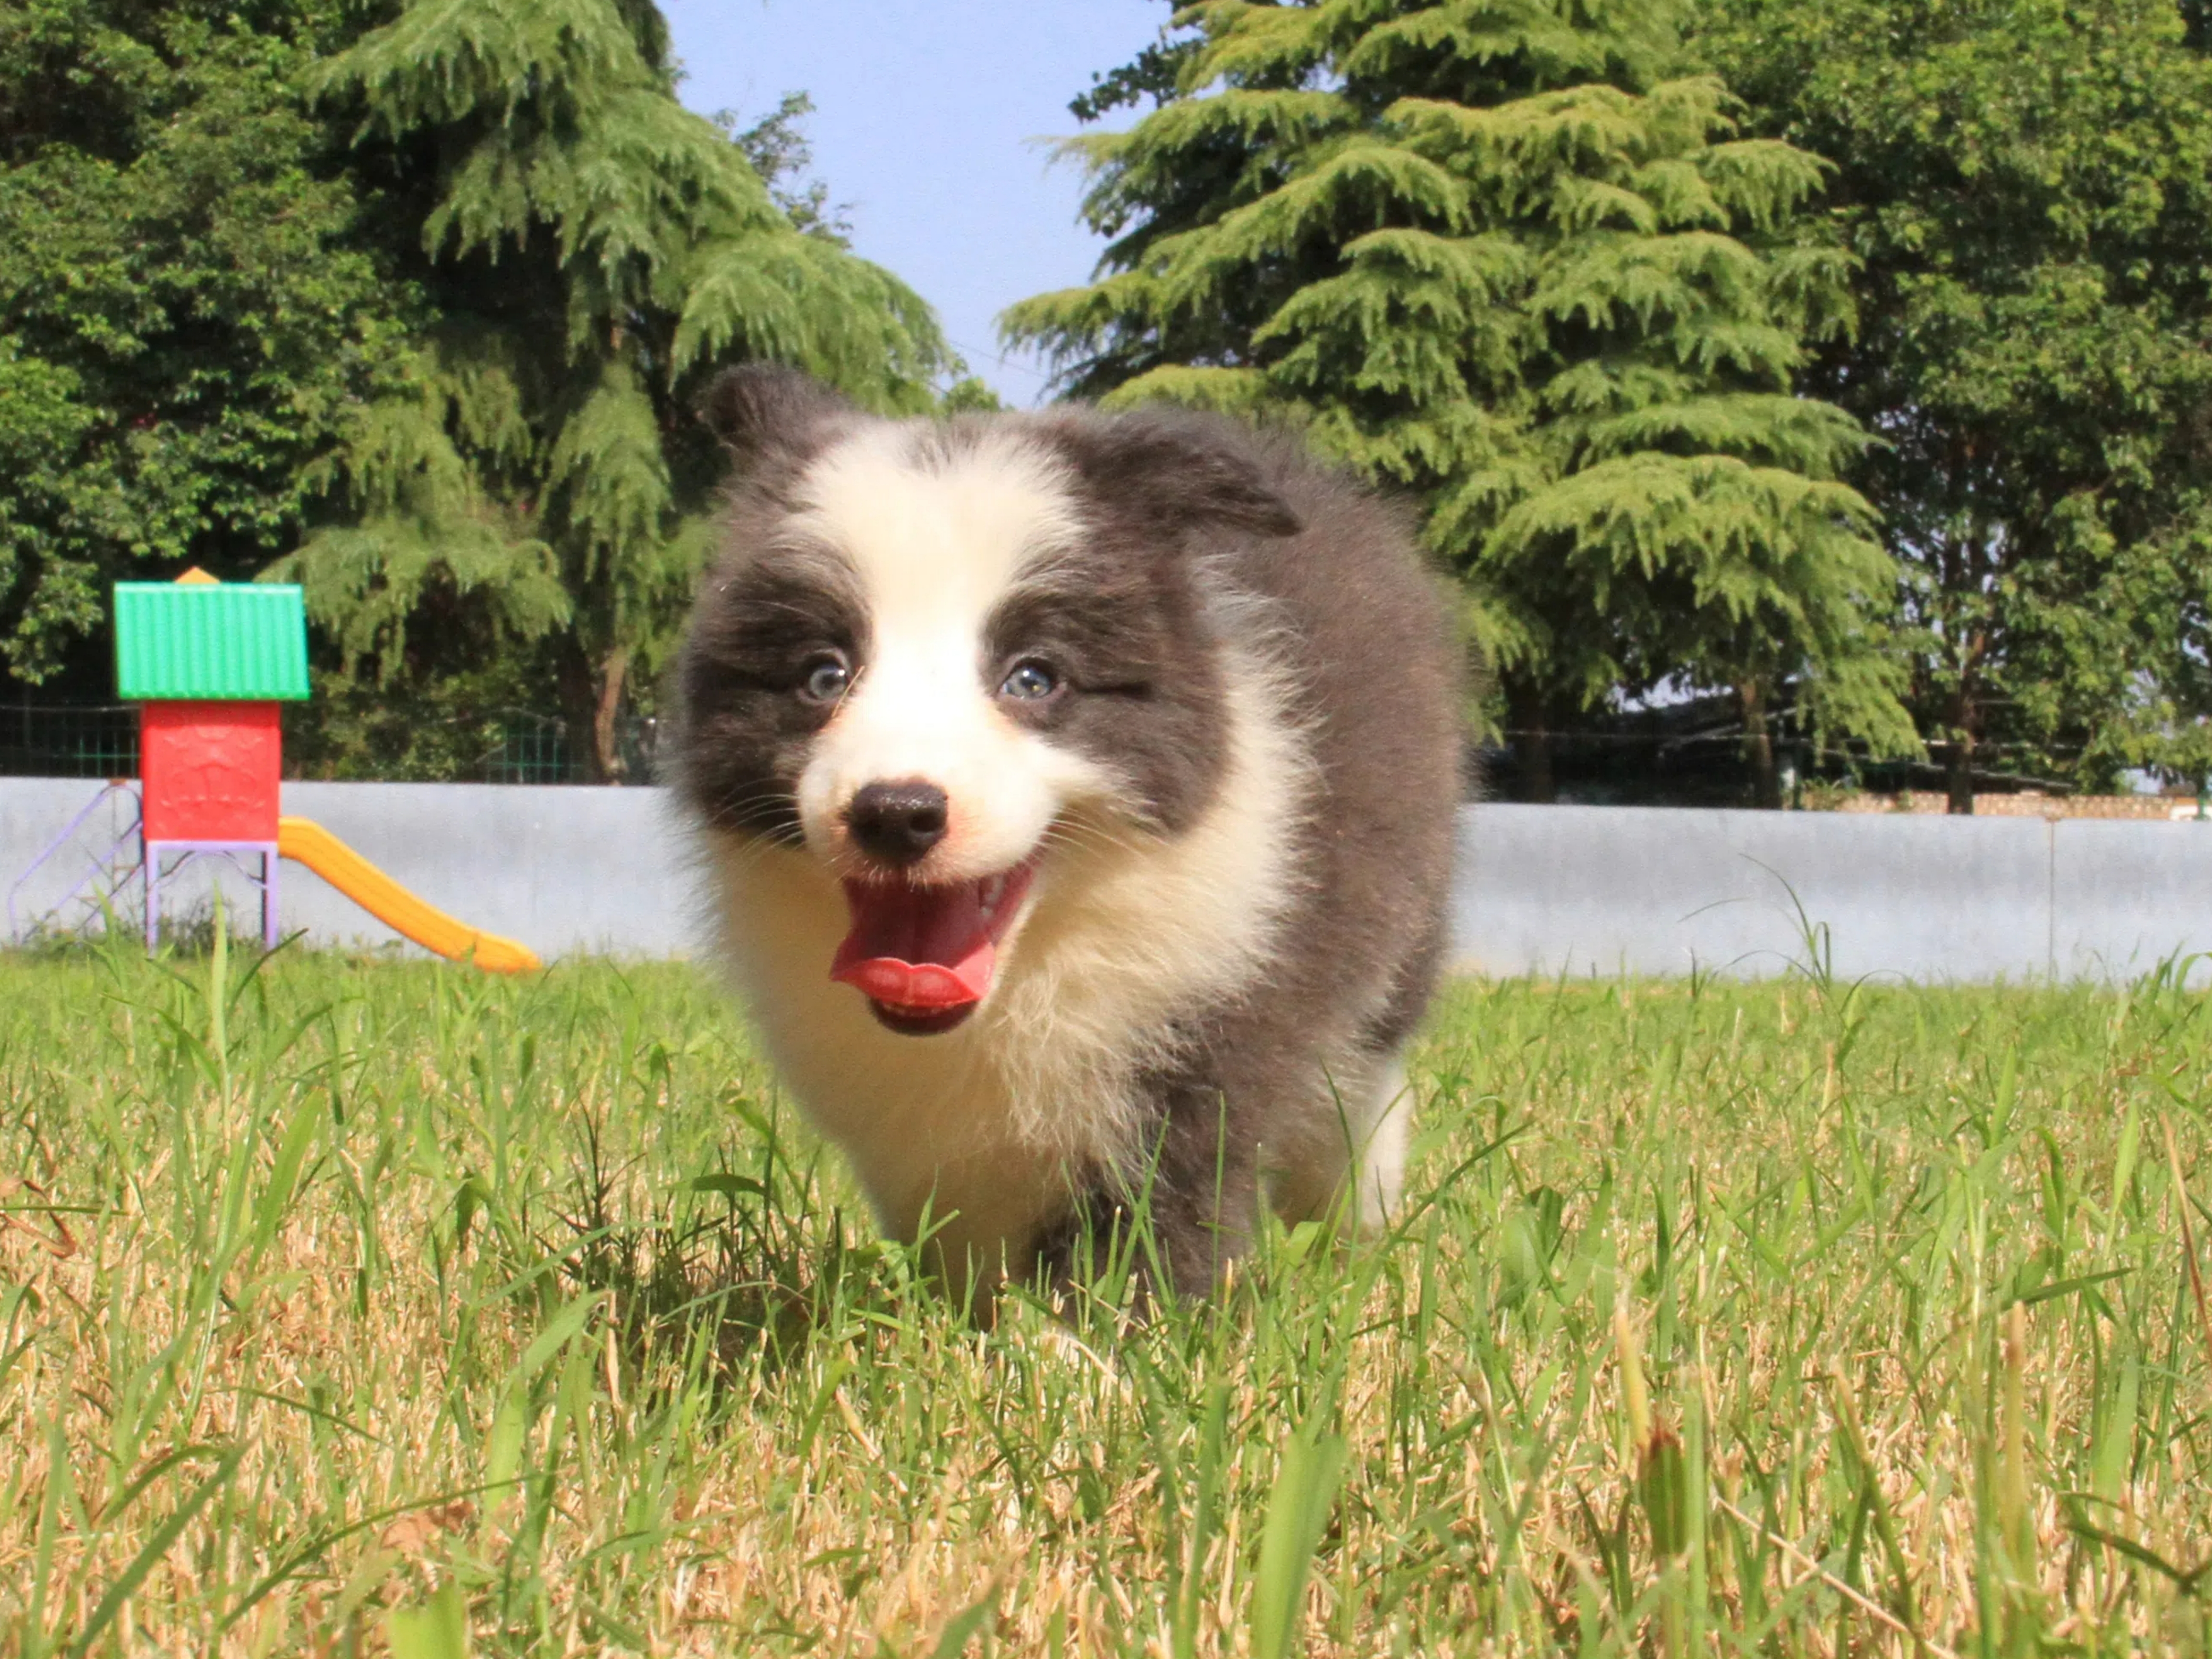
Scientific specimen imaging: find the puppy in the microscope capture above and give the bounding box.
[673,365,1460,1304]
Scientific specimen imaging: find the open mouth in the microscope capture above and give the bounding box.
[829,862,1037,1035]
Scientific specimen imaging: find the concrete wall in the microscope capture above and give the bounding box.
[277,781,708,958]
[3,777,709,960]
[1456,804,2212,982]
[9,778,2212,980]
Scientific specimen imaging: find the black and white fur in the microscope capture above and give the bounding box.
[673,366,1461,1302]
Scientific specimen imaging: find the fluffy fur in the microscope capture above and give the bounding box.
[673,365,1461,1303]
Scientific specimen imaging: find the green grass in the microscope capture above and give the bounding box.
[2,926,2210,1656]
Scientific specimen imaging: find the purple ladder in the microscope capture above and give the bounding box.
[6,781,145,944]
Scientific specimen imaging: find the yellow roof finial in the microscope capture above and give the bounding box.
[175,567,218,586]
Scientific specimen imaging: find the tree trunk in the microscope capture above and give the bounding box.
[1945,686,1977,814]
[1508,682,1555,803]
[1945,736,1974,814]
[1739,679,1780,809]
[554,640,631,783]
[593,647,630,783]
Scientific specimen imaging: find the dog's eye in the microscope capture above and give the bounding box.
[999,660,1059,702]
[799,653,851,705]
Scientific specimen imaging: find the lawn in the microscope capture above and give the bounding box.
[1,932,2208,1656]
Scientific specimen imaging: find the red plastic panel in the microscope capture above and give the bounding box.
[141,701,282,841]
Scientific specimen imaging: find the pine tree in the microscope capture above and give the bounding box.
[1009,0,1915,802]
[285,0,945,778]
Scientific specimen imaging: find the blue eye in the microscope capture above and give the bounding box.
[1000,660,1059,701]
[800,654,850,704]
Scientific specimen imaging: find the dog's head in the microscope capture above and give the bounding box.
[674,365,1301,1036]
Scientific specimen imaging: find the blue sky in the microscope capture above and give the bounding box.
[659,1,1168,406]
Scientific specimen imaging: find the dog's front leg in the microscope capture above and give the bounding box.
[1034,1074,1261,1310]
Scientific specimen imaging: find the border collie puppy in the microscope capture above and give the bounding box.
[673,365,1460,1303]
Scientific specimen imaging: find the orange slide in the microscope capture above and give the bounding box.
[276,817,541,973]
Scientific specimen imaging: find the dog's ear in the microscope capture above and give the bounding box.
[698,363,855,466]
[1052,411,1303,540]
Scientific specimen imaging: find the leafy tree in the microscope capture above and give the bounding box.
[1009,0,1916,803]
[0,0,405,690]
[286,0,946,780]
[0,0,947,783]
[1697,0,2212,808]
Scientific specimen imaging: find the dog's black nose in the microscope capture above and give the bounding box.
[845,780,950,865]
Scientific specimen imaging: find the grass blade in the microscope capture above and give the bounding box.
[68,1444,242,1657]
[385,1579,468,1659]
[1252,1424,1346,1659]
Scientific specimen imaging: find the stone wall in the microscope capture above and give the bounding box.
[1828,790,2200,820]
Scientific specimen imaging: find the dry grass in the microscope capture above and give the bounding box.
[2,926,2210,1656]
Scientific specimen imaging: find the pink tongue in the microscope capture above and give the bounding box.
[830,881,996,1010]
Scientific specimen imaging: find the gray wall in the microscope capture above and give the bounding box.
[3,777,708,960]
[9,778,2212,980]
[1453,804,2212,983]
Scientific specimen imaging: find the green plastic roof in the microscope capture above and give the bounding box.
[114,582,311,701]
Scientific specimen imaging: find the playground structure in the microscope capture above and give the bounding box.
[6,571,539,972]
